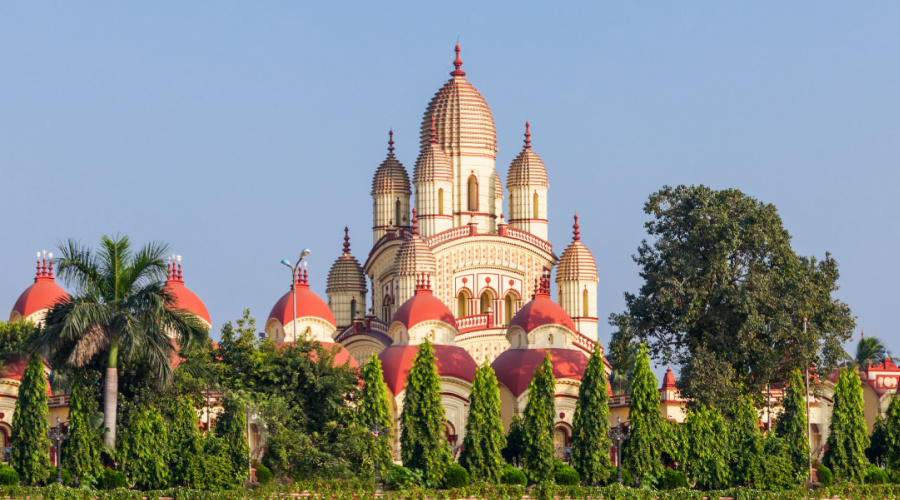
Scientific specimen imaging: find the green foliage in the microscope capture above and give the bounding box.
[97,468,127,490]
[604,466,633,487]
[10,352,51,485]
[611,185,855,404]
[570,348,612,485]
[460,361,506,483]
[186,435,237,491]
[816,462,833,487]
[444,463,470,488]
[118,405,170,490]
[676,345,742,412]
[659,418,686,469]
[214,309,265,391]
[215,395,250,483]
[46,466,72,486]
[658,468,688,489]
[385,465,421,490]
[168,396,202,487]
[625,343,661,483]
[865,464,889,485]
[359,353,394,474]
[262,419,370,481]
[775,369,810,482]
[607,328,638,395]
[0,321,38,360]
[852,336,892,369]
[62,375,102,485]
[870,395,900,470]
[745,436,796,491]
[400,339,451,486]
[0,466,19,486]
[502,416,526,467]
[683,405,729,490]
[729,396,762,486]
[522,353,555,484]
[254,464,272,485]
[553,465,579,486]
[824,368,869,483]
[499,465,527,486]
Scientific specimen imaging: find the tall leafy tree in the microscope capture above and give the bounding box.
[610,185,855,401]
[37,236,207,448]
[570,348,612,485]
[400,339,451,486]
[460,361,506,483]
[775,369,810,482]
[683,405,730,490]
[522,353,555,484]
[359,353,393,474]
[502,416,526,467]
[824,368,869,483]
[729,396,762,487]
[216,395,250,483]
[0,321,39,360]
[10,352,51,485]
[878,396,900,470]
[62,375,102,485]
[118,404,170,490]
[625,342,661,483]
[169,396,202,487]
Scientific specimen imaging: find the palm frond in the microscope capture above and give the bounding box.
[123,241,169,294]
[37,298,114,367]
[55,238,105,297]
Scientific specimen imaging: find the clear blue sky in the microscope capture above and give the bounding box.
[2,2,898,371]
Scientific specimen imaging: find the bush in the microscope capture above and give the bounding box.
[500,464,527,486]
[553,465,580,485]
[0,466,19,486]
[444,463,470,488]
[816,463,833,487]
[604,466,632,486]
[255,464,273,485]
[97,468,128,490]
[865,464,889,485]
[45,466,72,486]
[385,465,421,490]
[658,468,688,490]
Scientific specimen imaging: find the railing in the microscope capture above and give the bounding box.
[506,227,554,254]
[572,332,598,353]
[334,317,390,343]
[425,225,554,255]
[424,226,472,246]
[48,394,70,408]
[456,313,490,333]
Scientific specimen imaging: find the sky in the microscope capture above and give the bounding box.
[2,2,898,372]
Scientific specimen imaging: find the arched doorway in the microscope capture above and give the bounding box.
[479,290,493,314]
[457,290,470,317]
[554,426,570,461]
[504,293,516,325]
[467,176,478,212]
[533,192,539,219]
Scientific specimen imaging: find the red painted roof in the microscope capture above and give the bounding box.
[391,287,456,330]
[0,355,53,396]
[508,291,576,333]
[268,283,337,328]
[491,348,589,397]
[164,279,211,325]
[12,276,69,321]
[867,357,900,372]
[661,367,677,390]
[379,344,476,395]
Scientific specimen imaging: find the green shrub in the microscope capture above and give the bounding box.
[605,466,632,486]
[865,464,889,485]
[816,463,833,487]
[745,437,795,491]
[553,465,580,485]
[0,466,19,486]
[500,464,527,486]
[444,463,470,488]
[45,466,72,486]
[255,464,273,485]
[97,468,128,490]
[658,468,688,490]
[385,465,421,490]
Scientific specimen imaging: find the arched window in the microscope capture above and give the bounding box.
[438,188,444,215]
[395,199,402,227]
[504,293,515,325]
[468,176,478,212]
[582,289,589,317]
[457,290,470,317]
[480,290,493,314]
[350,298,357,320]
[533,192,539,219]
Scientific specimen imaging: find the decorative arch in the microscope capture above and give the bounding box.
[582,288,589,317]
[467,175,478,212]
[533,192,539,219]
[503,290,520,325]
[479,289,495,314]
[395,199,401,227]
[382,294,394,323]
[438,188,444,215]
[457,289,471,317]
[350,298,358,320]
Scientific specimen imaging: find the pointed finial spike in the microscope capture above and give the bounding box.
[573,213,581,241]
[177,263,183,281]
[47,259,54,279]
[524,121,532,149]
[343,226,351,255]
[36,258,42,279]
[411,208,419,236]
[451,43,466,77]
[387,129,395,156]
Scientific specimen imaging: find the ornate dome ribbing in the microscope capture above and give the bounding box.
[556,214,598,281]
[326,227,368,293]
[494,170,503,199]
[419,44,497,156]
[394,209,437,276]
[372,129,412,195]
[413,116,452,183]
[507,122,549,187]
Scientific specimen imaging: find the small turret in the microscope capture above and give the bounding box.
[555,214,599,339]
[326,227,368,328]
[372,130,412,244]
[507,122,549,240]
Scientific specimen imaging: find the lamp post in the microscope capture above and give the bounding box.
[47,417,68,484]
[608,416,630,485]
[281,249,311,342]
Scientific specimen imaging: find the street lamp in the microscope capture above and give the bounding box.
[608,416,630,485]
[47,416,68,484]
[281,249,311,342]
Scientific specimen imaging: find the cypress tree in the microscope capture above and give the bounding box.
[824,368,869,483]
[10,353,51,485]
[215,395,250,483]
[169,396,202,487]
[523,352,555,484]
[775,369,810,482]
[62,375,102,485]
[683,405,730,490]
[400,339,451,486]
[570,347,612,485]
[880,395,900,470]
[625,342,661,483]
[460,361,506,483]
[729,396,762,486]
[119,405,170,489]
[360,353,393,473]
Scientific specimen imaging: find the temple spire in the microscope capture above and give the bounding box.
[343,226,351,255]
[524,121,532,149]
[451,43,466,77]
[573,213,580,242]
[387,129,395,156]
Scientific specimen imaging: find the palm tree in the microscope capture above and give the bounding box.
[36,235,207,448]
[852,335,893,369]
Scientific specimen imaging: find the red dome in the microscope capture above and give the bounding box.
[269,282,336,328]
[379,344,476,396]
[491,348,589,397]
[11,270,69,322]
[392,287,456,330]
[508,291,576,333]
[164,279,211,325]
[274,341,358,368]
[0,355,53,396]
